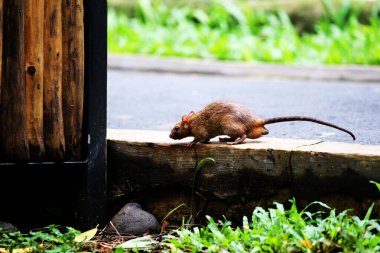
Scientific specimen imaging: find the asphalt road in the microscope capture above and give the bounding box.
[108,69,380,145]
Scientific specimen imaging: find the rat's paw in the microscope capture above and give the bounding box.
[219,137,229,142]
[219,137,236,143]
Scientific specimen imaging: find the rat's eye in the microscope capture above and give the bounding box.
[174,126,180,131]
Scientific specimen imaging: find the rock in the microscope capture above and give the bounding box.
[0,221,18,233]
[106,203,159,236]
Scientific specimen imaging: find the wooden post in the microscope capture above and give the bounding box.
[43,0,65,160]
[25,0,45,159]
[0,0,29,160]
[62,0,84,160]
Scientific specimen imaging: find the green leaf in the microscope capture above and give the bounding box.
[161,203,186,225]
[190,157,216,218]
[364,203,375,221]
[302,201,331,214]
[370,180,380,192]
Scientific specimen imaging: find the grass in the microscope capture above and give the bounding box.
[0,225,88,252]
[162,200,380,253]
[1,155,380,253]
[2,165,380,252]
[1,201,380,252]
[107,0,380,65]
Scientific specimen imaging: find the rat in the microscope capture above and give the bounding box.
[169,101,356,147]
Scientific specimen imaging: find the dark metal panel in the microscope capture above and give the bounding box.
[0,162,88,229]
[80,0,108,229]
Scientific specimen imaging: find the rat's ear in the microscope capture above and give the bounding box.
[183,122,190,129]
[181,115,191,129]
[188,111,195,117]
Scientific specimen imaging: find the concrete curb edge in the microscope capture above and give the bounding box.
[108,54,380,82]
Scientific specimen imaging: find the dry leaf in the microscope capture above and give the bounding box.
[160,220,170,233]
[74,225,99,243]
[299,239,313,248]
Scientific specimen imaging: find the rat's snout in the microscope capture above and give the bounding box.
[169,132,175,139]
[170,124,182,140]
[262,128,269,135]
[169,131,179,140]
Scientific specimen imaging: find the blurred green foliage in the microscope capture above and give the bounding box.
[108,0,380,65]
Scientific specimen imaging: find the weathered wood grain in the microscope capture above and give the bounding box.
[43,0,65,160]
[107,130,380,223]
[0,0,30,160]
[109,138,380,198]
[62,0,84,160]
[25,0,45,159]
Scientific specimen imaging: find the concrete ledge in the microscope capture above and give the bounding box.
[107,129,380,222]
[108,54,380,82]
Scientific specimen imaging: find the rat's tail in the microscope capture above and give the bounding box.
[264,116,356,140]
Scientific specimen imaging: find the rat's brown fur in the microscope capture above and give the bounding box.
[169,101,355,147]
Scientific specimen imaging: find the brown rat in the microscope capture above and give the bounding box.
[169,101,356,147]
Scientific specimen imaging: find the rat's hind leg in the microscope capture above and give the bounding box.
[227,134,247,145]
[219,137,237,142]
[247,126,268,139]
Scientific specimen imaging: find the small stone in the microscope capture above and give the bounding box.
[0,221,18,233]
[106,203,159,236]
